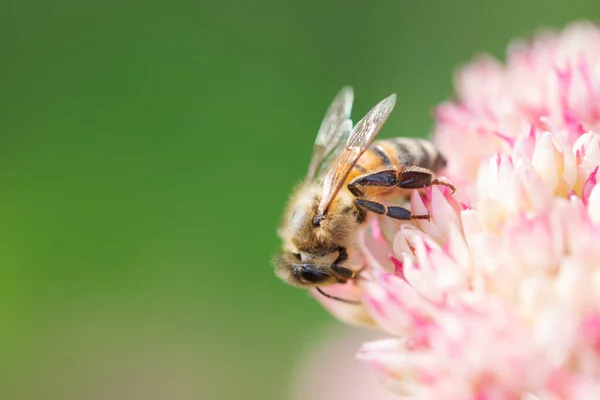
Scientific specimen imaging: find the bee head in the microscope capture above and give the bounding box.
[273,247,353,288]
[275,183,361,288]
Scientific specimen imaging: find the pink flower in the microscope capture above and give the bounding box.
[435,20,600,205]
[313,21,600,399]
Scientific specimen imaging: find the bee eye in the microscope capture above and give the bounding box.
[292,253,301,260]
[298,266,330,283]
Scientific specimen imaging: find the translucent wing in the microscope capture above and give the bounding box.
[307,86,354,180]
[312,119,353,182]
[316,93,397,218]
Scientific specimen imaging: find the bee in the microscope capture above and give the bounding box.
[274,87,454,302]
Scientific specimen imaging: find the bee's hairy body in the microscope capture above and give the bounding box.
[274,88,455,297]
[276,137,447,288]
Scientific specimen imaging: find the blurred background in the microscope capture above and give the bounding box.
[1,0,599,399]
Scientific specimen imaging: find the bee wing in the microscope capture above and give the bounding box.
[307,86,354,180]
[317,93,397,217]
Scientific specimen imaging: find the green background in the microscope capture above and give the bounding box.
[1,1,598,399]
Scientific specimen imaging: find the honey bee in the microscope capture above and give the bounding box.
[274,87,454,301]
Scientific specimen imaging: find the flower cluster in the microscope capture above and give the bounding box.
[313,21,600,399]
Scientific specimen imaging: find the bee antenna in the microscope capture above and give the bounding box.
[316,287,361,305]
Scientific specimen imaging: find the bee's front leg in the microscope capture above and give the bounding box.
[354,199,430,221]
[349,170,431,220]
[347,169,398,197]
[398,166,456,194]
[348,166,455,195]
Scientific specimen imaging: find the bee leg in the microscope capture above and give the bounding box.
[354,199,430,221]
[398,166,456,194]
[331,264,354,281]
[347,169,398,197]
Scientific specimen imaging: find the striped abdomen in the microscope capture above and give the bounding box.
[348,137,446,183]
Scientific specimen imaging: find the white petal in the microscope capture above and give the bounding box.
[532,132,560,190]
[588,184,600,224]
